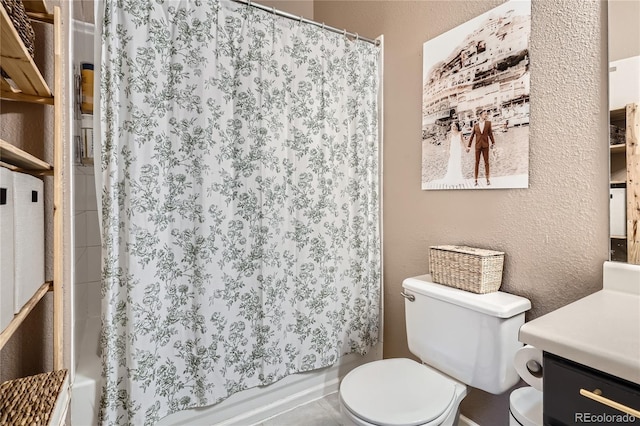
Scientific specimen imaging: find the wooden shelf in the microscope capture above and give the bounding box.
[0,138,53,172]
[0,3,68,422]
[610,143,626,154]
[22,0,49,14]
[24,1,54,24]
[0,281,52,350]
[626,103,639,265]
[0,2,53,104]
[610,108,627,123]
[610,103,640,265]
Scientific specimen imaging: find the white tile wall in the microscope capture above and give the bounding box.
[86,247,101,283]
[74,165,101,368]
[75,248,88,291]
[86,211,100,247]
[74,212,87,249]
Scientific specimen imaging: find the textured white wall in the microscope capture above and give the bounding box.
[315,0,609,424]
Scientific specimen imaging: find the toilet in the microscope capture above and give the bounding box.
[339,274,531,426]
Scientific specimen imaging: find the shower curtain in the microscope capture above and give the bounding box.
[98,1,380,424]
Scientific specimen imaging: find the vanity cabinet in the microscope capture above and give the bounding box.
[609,103,639,264]
[543,353,640,426]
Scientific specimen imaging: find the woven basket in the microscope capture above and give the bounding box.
[1,0,36,79]
[0,370,68,425]
[429,245,504,294]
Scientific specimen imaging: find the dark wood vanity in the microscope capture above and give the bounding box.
[519,262,640,426]
[543,352,640,425]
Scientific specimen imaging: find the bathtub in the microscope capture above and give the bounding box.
[71,315,382,426]
[71,316,102,426]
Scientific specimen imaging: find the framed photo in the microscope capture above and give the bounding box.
[421,0,531,190]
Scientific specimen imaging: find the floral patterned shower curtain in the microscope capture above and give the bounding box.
[98,0,380,424]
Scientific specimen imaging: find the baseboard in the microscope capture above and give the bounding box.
[459,414,482,426]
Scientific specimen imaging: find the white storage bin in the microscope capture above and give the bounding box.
[12,172,44,313]
[610,187,626,237]
[0,168,15,330]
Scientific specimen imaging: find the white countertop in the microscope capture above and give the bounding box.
[519,262,640,385]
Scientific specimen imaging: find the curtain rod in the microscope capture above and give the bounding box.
[230,0,380,46]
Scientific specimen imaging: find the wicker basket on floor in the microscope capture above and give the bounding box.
[429,245,504,294]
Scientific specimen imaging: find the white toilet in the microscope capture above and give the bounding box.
[339,274,531,426]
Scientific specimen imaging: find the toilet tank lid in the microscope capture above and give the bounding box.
[402,275,531,318]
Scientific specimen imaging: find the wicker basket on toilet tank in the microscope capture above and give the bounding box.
[429,245,504,294]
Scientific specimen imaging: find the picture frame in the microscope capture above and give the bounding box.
[421,0,531,190]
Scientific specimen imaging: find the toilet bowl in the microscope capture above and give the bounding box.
[338,275,531,426]
[339,359,467,426]
[509,386,543,426]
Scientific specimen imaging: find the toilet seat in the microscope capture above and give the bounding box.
[340,358,458,426]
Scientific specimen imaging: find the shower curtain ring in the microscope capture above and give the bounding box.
[299,14,303,23]
[247,0,251,6]
[343,29,346,38]
[322,22,325,31]
[272,6,276,15]
[355,33,359,41]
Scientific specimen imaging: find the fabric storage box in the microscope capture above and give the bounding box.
[12,171,44,313]
[610,187,626,237]
[0,168,15,329]
[429,245,504,294]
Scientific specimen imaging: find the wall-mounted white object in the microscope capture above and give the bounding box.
[12,172,44,313]
[0,167,15,329]
[609,56,640,111]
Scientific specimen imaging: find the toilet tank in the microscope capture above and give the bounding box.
[402,275,531,394]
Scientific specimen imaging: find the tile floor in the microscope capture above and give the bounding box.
[256,392,343,426]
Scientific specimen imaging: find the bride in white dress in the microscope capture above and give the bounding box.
[442,121,465,184]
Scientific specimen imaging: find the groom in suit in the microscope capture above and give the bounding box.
[466,109,496,186]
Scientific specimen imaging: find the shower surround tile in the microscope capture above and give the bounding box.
[86,211,100,246]
[86,246,101,282]
[74,212,87,248]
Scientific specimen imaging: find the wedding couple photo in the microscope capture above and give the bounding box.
[422,109,529,190]
[421,0,531,190]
